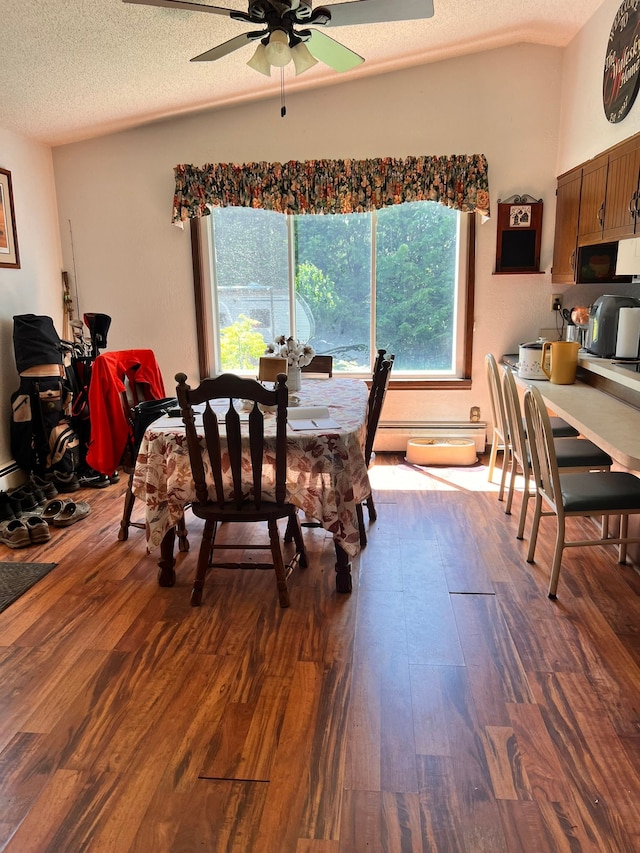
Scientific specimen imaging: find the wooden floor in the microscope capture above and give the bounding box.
[0,454,640,852]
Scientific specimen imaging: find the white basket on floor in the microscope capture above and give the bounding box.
[405,438,477,466]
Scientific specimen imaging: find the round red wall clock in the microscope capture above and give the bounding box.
[603,0,640,123]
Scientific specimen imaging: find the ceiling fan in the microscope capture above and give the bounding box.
[123,0,435,77]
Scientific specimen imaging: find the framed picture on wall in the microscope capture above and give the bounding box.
[0,167,20,269]
[509,205,531,227]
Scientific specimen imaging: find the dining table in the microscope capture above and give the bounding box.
[131,375,372,593]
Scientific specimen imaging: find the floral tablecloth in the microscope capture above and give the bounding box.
[132,377,371,557]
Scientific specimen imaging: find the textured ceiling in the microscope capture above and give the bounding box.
[1,0,603,146]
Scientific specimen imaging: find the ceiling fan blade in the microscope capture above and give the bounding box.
[322,0,434,28]
[191,32,263,62]
[306,29,364,72]
[123,0,241,19]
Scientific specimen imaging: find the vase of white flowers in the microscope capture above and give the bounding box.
[266,335,315,393]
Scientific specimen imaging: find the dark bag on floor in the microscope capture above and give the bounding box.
[13,314,64,372]
[10,375,80,475]
[10,314,80,476]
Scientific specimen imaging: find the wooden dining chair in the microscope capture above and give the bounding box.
[502,366,612,539]
[371,347,388,381]
[523,384,640,599]
[175,371,307,607]
[118,394,186,546]
[82,348,188,552]
[364,352,394,468]
[356,350,395,547]
[301,354,333,377]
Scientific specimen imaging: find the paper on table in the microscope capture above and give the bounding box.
[287,406,340,431]
[151,404,249,431]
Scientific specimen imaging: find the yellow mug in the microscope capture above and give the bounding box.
[541,340,580,384]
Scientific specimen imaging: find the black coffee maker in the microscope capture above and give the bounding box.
[585,295,640,357]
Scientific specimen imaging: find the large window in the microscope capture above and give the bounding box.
[201,202,471,379]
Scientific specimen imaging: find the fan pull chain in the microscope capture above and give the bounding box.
[280,68,286,117]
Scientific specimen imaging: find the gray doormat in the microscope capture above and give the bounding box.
[0,561,57,614]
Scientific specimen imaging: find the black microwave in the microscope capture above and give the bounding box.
[576,243,633,284]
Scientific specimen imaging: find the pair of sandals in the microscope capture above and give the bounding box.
[41,497,91,527]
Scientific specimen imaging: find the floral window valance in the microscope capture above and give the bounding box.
[172,154,490,224]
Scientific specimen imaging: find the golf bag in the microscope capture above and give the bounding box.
[66,312,112,473]
[10,314,80,477]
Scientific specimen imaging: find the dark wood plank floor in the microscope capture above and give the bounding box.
[0,453,639,852]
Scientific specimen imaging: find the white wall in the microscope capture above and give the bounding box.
[52,42,565,436]
[558,0,640,174]
[0,128,63,481]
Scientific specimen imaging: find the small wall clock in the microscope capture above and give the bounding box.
[603,0,640,123]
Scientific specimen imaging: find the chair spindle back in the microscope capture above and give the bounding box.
[176,372,289,512]
[364,353,395,465]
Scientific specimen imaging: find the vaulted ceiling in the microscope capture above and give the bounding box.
[2,0,603,146]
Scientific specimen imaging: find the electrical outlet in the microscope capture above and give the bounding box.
[551,294,563,312]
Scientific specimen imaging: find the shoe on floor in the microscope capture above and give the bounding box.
[7,487,38,513]
[77,465,111,489]
[30,473,58,500]
[52,500,91,527]
[41,498,71,524]
[78,472,110,489]
[6,493,23,517]
[24,515,52,544]
[51,472,80,493]
[0,519,31,549]
[20,481,46,506]
[0,491,18,522]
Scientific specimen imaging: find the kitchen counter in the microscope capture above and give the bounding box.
[505,348,640,403]
[506,350,640,391]
[578,352,640,392]
[511,357,640,470]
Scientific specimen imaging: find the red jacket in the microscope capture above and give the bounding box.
[86,349,166,475]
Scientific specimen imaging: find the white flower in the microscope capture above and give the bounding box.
[266,335,315,368]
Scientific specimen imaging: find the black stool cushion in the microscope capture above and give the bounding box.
[554,439,612,469]
[523,416,580,439]
[549,417,580,437]
[559,472,640,512]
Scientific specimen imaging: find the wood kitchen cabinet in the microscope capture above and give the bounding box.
[577,153,608,246]
[602,136,640,239]
[551,167,582,283]
[553,131,640,283]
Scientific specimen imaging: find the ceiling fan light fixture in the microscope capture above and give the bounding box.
[264,29,291,67]
[291,41,318,75]
[247,42,271,75]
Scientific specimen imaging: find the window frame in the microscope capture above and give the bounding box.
[190,209,476,390]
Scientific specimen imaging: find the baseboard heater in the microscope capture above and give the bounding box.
[0,462,20,487]
[0,462,20,478]
[374,421,487,453]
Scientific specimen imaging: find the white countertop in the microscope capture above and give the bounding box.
[514,361,640,471]
[578,352,640,391]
